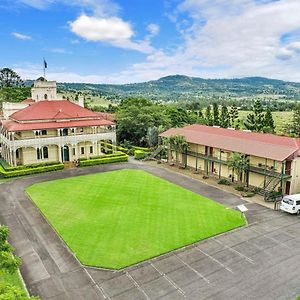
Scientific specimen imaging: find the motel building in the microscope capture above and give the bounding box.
[0,77,116,166]
[161,125,300,195]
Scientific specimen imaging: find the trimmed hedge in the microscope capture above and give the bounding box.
[0,163,64,178]
[134,150,148,160]
[2,161,60,172]
[79,155,128,167]
[133,146,150,152]
[79,152,125,162]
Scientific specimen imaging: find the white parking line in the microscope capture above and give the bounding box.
[213,238,255,264]
[194,246,234,274]
[150,262,186,297]
[173,253,210,283]
[125,271,150,299]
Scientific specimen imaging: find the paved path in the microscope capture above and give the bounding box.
[1,162,300,299]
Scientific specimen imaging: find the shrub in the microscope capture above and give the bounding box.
[217,178,231,185]
[235,185,246,192]
[134,150,148,160]
[79,155,128,167]
[132,146,150,152]
[242,192,255,197]
[0,163,64,178]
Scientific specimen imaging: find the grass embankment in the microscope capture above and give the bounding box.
[27,169,245,269]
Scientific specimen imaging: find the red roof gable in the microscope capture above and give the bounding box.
[160,125,300,162]
[11,100,101,121]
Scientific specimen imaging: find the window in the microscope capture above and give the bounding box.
[35,131,40,136]
[41,130,47,135]
[43,147,48,159]
[73,148,76,156]
[90,146,93,154]
[71,128,75,134]
[296,201,300,205]
[62,128,68,136]
[44,94,48,100]
[81,147,85,155]
[16,149,20,159]
[80,127,84,133]
[37,148,41,160]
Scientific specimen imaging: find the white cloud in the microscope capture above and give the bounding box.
[12,32,32,40]
[69,14,154,53]
[51,48,71,54]
[147,23,160,37]
[19,0,54,9]
[112,0,300,83]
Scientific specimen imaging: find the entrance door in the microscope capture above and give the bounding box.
[61,146,70,162]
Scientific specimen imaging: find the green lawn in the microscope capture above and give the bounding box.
[26,169,245,269]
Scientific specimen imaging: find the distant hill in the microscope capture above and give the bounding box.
[26,75,300,102]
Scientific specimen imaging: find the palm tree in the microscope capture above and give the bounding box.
[166,135,188,166]
[228,152,248,184]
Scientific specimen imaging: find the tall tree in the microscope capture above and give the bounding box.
[220,105,230,128]
[229,104,239,128]
[212,103,219,126]
[287,104,300,137]
[0,68,23,88]
[263,107,275,133]
[244,100,265,131]
[205,105,213,126]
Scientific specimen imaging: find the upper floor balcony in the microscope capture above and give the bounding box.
[0,131,116,149]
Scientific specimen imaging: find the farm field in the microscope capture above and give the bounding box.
[26,169,245,269]
[239,110,293,134]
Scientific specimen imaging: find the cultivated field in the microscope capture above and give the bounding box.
[26,169,245,269]
[239,110,293,134]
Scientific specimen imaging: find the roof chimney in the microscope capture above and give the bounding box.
[78,96,84,108]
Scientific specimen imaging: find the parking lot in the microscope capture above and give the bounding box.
[0,162,300,299]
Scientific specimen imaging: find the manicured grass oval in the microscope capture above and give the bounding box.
[26,169,245,269]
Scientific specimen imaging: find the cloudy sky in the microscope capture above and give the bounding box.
[1,0,300,83]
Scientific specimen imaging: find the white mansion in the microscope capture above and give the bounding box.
[0,78,116,166]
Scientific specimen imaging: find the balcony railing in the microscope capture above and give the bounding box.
[0,132,116,148]
[186,150,291,178]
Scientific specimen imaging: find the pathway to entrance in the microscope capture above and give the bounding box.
[0,161,300,299]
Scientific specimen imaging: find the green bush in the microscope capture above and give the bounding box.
[217,178,231,185]
[235,185,246,192]
[242,192,255,197]
[133,146,150,152]
[2,161,60,172]
[0,164,64,178]
[79,155,128,167]
[134,150,148,160]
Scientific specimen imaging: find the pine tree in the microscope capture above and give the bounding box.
[205,105,213,126]
[212,103,219,126]
[263,107,275,133]
[244,100,265,131]
[229,104,239,128]
[288,104,300,137]
[220,105,229,128]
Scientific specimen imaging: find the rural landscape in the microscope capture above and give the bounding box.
[1,0,300,300]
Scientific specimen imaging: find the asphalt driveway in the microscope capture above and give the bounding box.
[0,162,299,299]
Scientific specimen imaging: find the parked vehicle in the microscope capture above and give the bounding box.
[280,194,300,214]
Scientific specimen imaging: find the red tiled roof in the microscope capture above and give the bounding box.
[22,98,35,104]
[1,118,114,131]
[160,125,300,162]
[11,100,101,121]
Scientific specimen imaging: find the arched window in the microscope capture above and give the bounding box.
[44,94,48,100]
[37,148,41,160]
[43,147,48,159]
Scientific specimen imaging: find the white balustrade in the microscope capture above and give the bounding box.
[0,132,116,149]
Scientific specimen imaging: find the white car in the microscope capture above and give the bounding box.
[280,194,300,214]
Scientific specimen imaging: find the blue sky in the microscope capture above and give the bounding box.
[1,0,300,83]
